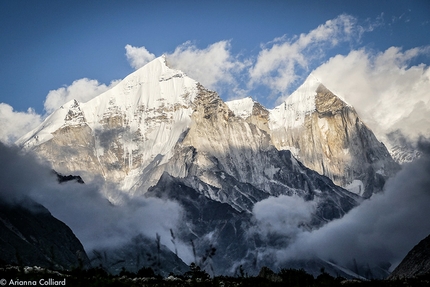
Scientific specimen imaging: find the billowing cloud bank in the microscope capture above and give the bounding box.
[0,104,42,144]
[313,46,430,142]
[0,143,191,260]
[251,138,430,271]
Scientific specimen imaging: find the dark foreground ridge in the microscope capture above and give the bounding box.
[389,233,430,279]
[0,200,90,270]
[2,264,430,287]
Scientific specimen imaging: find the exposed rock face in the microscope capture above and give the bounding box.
[226,97,271,134]
[269,75,399,198]
[146,173,252,276]
[137,87,360,276]
[0,199,89,269]
[146,170,358,276]
[159,87,359,219]
[389,234,430,279]
[33,124,103,179]
[147,174,359,277]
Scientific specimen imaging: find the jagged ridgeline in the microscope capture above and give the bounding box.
[15,56,398,276]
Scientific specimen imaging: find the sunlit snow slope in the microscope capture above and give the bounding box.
[18,56,199,191]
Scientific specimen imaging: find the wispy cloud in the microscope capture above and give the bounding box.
[248,14,367,99]
[312,46,430,141]
[166,40,247,92]
[125,44,156,70]
[44,78,120,114]
[0,78,119,145]
[0,104,42,145]
[122,14,380,104]
[124,41,248,98]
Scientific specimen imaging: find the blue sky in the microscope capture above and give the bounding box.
[1,0,430,143]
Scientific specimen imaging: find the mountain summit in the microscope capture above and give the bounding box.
[223,74,398,197]
[18,56,200,192]
[268,74,399,197]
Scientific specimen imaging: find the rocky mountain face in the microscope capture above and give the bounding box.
[0,199,89,269]
[146,173,361,277]
[389,234,430,279]
[140,87,360,275]
[16,57,397,277]
[138,84,359,218]
[228,75,399,198]
[146,173,252,276]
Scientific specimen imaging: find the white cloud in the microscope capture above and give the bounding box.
[123,41,246,97]
[166,40,246,91]
[274,139,430,271]
[0,103,42,144]
[1,78,119,145]
[312,46,430,141]
[251,194,316,241]
[44,78,119,114]
[0,142,188,255]
[125,44,156,70]
[249,14,367,97]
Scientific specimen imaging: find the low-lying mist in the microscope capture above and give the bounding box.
[250,137,430,272]
[0,142,193,263]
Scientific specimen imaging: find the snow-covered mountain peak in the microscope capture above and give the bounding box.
[16,55,203,190]
[18,56,198,147]
[283,73,321,109]
[269,74,321,129]
[97,55,192,107]
[269,74,354,130]
[302,72,321,87]
[225,97,256,119]
[268,73,398,198]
